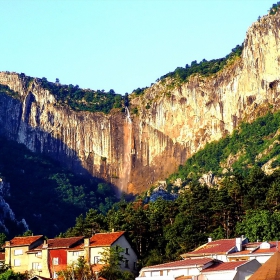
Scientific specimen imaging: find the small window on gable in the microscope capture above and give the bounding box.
[53,257,59,265]
[14,259,21,266]
[14,249,23,256]
[125,248,129,254]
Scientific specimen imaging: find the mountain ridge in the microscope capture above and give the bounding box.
[1,9,280,194]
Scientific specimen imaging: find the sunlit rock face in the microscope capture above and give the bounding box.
[1,13,280,194]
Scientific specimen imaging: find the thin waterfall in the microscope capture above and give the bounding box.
[120,107,133,193]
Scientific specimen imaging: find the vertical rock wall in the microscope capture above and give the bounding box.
[1,13,280,193]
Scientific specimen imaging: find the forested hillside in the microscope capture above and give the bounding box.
[0,136,118,238]
[60,109,280,268]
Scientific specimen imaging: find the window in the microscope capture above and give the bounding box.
[32,262,42,270]
[53,272,58,279]
[72,251,80,256]
[14,249,23,256]
[134,262,137,270]
[14,259,21,267]
[125,248,129,254]
[125,260,129,268]
[35,251,42,258]
[53,258,59,265]
[94,256,100,264]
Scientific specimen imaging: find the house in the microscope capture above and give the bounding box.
[180,237,248,262]
[135,258,261,280]
[3,235,44,273]
[85,231,138,274]
[136,258,261,280]
[27,236,84,278]
[3,232,137,278]
[135,258,214,280]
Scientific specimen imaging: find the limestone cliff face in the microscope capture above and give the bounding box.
[1,13,280,194]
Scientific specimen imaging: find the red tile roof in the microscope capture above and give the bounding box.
[186,239,236,255]
[47,236,84,248]
[202,261,247,272]
[144,258,214,270]
[89,232,125,247]
[4,235,44,247]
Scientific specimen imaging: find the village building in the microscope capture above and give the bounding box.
[136,258,261,280]
[2,231,137,278]
[180,237,248,262]
[3,235,44,273]
[85,231,138,275]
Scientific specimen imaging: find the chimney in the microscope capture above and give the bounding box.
[208,237,212,243]
[42,239,48,249]
[236,237,242,252]
[84,238,90,247]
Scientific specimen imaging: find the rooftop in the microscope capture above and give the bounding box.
[201,260,247,272]
[143,258,214,270]
[47,236,84,248]
[182,239,237,256]
[89,231,125,247]
[4,235,44,247]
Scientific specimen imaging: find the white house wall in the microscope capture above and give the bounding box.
[89,235,137,273]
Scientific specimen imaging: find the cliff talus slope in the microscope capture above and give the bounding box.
[1,13,280,193]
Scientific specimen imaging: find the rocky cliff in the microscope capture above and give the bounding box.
[1,12,280,194]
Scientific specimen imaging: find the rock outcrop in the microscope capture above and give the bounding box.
[1,12,280,194]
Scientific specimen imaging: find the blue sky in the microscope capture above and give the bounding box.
[0,0,272,95]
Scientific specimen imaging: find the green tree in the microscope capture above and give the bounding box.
[0,233,6,248]
[99,246,134,280]
[0,270,27,280]
[57,256,95,280]
[236,210,280,241]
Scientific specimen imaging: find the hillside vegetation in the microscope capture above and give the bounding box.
[0,136,118,238]
[60,109,280,268]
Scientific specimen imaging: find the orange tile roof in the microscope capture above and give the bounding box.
[144,258,214,270]
[47,236,84,248]
[249,252,280,280]
[5,235,44,247]
[202,260,247,272]
[187,239,236,255]
[89,232,125,247]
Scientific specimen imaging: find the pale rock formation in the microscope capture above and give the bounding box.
[1,13,280,193]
